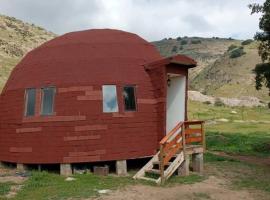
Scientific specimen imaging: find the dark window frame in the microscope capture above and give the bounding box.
[40,86,56,116]
[24,88,36,117]
[123,85,137,112]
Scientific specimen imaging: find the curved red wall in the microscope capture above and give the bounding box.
[0,29,165,164]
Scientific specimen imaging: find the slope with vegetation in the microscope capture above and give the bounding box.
[153,37,270,102]
[0,15,56,91]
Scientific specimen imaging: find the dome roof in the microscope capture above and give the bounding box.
[4,29,162,91]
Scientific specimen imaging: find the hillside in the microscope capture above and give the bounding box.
[153,37,270,102]
[0,14,268,102]
[0,15,56,90]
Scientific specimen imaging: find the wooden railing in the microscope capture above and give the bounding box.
[159,122,185,183]
[184,120,205,149]
[159,120,205,183]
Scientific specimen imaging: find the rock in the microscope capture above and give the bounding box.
[98,189,111,194]
[65,177,76,181]
[216,118,229,122]
[231,110,237,114]
[188,90,265,107]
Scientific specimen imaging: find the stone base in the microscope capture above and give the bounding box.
[17,163,27,171]
[178,155,190,176]
[116,160,127,176]
[192,153,203,174]
[60,164,72,176]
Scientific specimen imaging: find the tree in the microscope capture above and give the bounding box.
[249,0,270,96]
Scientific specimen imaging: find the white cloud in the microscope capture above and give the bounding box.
[0,0,264,41]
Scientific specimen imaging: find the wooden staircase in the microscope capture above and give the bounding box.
[133,121,204,184]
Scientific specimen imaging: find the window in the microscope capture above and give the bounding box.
[24,88,36,116]
[123,86,137,111]
[41,87,56,115]
[102,85,118,113]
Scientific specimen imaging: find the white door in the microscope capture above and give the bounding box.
[166,74,186,133]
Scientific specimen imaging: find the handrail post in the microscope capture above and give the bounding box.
[159,145,165,184]
[182,123,186,156]
[201,122,206,151]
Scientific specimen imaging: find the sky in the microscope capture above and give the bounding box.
[0,0,265,41]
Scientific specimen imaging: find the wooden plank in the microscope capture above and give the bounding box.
[184,120,204,125]
[160,122,183,144]
[133,152,159,179]
[164,151,184,180]
[186,137,202,143]
[185,128,201,135]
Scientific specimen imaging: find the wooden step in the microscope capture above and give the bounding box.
[145,169,160,175]
[139,176,161,184]
[152,161,172,166]
[139,176,159,182]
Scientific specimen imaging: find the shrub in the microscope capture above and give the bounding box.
[241,39,253,45]
[203,101,212,105]
[168,37,172,40]
[176,37,182,41]
[179,46,183,51]
[227,44,237,52]
[171,46,178,53]
[214,98,225,107]
[229,47,246,58]
[191,40,201,44]
[252,141,270,153]
[181,40,188,45]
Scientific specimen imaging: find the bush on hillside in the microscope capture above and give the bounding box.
[214,98,225,107]
[229,47,246,59]
[227,44,237,52]
[176,37,182,41]
[191,40,201,44]
[241,39,253,45]
[203,101,212,105]
[180,40,188,45]
[171,45,178,53]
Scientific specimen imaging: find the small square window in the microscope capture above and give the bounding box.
[24,88,36,117]
[41,87,56,115]
[102,85,119,113]
[123,86,137,111]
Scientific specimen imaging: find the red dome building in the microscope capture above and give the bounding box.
[0,29,204,177]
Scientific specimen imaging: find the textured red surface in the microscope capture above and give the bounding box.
[0,29,193,164]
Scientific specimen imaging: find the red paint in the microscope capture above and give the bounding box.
[0,29,196,164]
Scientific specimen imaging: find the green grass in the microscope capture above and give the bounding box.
[206,131,270,156]
[188,100,270,156]
[8,170,207,200]
[168,174,205,185]
[205,153,270,193]
[0,182,13,196]
[13,171,134,200]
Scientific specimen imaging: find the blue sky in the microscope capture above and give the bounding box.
[0,0,265,41]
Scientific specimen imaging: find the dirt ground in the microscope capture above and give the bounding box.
[0,167,27,198]
[92,175,266,200]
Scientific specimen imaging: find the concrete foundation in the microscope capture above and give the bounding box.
[17,163,27,171]
[116,160,127,176]
[178,155,190,176]
[60,164,72,176]
[192,153,203,174]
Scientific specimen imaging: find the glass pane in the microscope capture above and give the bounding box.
[123,86,136,111]
[25,88,36,116]
[102,85,118,113]
[41,87,55,115]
